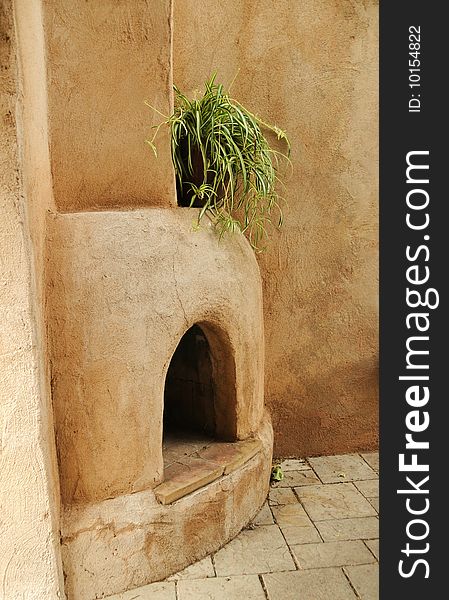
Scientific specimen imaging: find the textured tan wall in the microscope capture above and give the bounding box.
[42,0,176,211]
[174,0,379,456]
[0,1,63,596]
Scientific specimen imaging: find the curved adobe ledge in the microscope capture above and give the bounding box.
[61,414,272,600]
[155,437,263,505]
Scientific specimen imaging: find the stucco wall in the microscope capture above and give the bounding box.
[42,0,176,211]
[0,1,63,597]
[174,0,379,456]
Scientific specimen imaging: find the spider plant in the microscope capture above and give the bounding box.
[146,74,291,251]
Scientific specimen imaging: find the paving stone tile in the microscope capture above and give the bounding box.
[106,581,176,599]
[283,524,322,546]
[163,435,212,466]
[268,486,297,506]
[367,497,379,513]
[155,457,223,504]
[263,567,357,600]
[354,479,379,498]
[168,556,215,580]
[344,563,379,600]
[272,503,321,545]
[272,503,312,527]
[291,540,375,569]
[308,454,376,483]
[279,458,309,471]
[177,575,266,599]
[198,439,262,475]
[251,502,274,526]
[213,524,295,576]
[365,538,379,560]
[295,483,377,521]
[360,452,379,472]
[315,517,379,541]
[276,469,320,487]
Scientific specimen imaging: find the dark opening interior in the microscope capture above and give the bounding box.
[176,143,211,207]
[163,325,216,442]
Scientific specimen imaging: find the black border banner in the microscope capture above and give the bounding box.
[380,2,444,597]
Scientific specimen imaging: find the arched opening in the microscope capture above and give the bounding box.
[163,323,237,467]
[164,325,216,438]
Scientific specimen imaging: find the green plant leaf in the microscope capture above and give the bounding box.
[271,465,284,482]
[146,74,291,251]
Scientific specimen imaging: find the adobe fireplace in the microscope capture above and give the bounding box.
[47,209,273,599]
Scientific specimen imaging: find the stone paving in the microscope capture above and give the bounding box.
[107,452,379,600]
